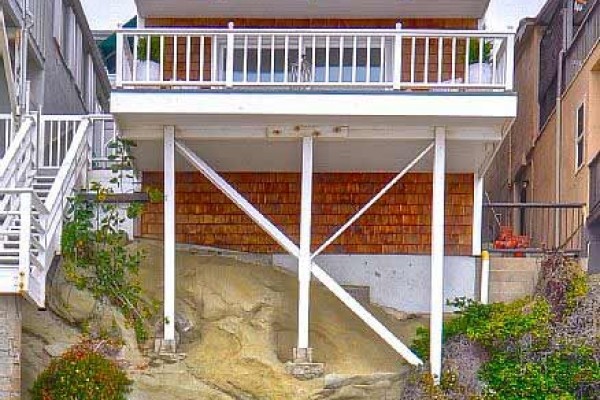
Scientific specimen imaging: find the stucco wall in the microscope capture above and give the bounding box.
[273,254,477,313]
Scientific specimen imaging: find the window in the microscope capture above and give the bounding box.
[576,103,585,170]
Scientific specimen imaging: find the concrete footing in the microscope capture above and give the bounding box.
[286,348,324,380]
[0,296,21,399]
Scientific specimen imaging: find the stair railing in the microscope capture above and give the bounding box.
[0,117,36,239]
[0,188,48,306]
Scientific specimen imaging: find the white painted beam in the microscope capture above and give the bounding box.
[111,91,518,119]
[472,173,483,256]
[175,139,422,366]
[163,126,176,342]
[430,127,446,382]
[312,141,434,259]
[298,137,313,351]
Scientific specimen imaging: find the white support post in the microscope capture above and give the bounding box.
[163,126,176,344]
[505,35,515,92]
[19,192,32,293]
[430,127,446,383]
[393,22,402,90]
[472,173,483,256]
[296,137,313,360]
[225,22,235,88]
[116,32,123,88]
[174,139,423,367]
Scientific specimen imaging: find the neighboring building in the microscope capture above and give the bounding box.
[484,0,547,30]
[109,0,517,380]
[0,0,110,397]
[485,0,599,271]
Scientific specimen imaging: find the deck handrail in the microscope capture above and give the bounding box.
[115,26,515,92]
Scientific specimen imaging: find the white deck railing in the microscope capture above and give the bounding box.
[116,26,515,92]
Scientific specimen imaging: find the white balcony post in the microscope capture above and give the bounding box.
[393,22,403,90]
[116,32,123,88]
[430,127,446,383]
[297,136,313,360]
[19,192,32,293]
[163,126,176,343]
[472,173,483,256]
[226,22,235,88]
[505,35,515,91]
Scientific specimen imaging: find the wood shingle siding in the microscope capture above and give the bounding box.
[141,172,474,255]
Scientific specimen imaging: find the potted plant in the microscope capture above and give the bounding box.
[468,39,493,85]
[136,36,161,81]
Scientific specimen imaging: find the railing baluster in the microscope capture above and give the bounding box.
[465,37,470,84]
[173,35,178,82]
[379,36,385,83]
[366,36,372,83]
[146,34,151,81]
[352,35,358,84]
[410,37,416,84]
[257,35,262,83]
[437,37,443,84]
[199,35,205,82]
[186,35,192,82]
[160,36,165,82]
[133,35,139,82]
[271,34,275,83]
[325,36,330,82]
[311,35,316,83]
[424,37,430,84]
[478,37,484,85]
[339,36,344,83]
[451,37,457,83]
[284,35,289,82]
[243,35,249,83]
[491,37,497,85]
[298,35,303,83]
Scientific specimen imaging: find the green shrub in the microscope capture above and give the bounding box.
[480,346,600,400]
[409,256,596,400]
[30,342,132,400]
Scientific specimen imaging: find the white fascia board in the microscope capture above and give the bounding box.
[111,91,517,119]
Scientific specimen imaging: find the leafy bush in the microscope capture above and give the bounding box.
[61,138,159,343]
[407,255,598,400]
[30,341,132,400]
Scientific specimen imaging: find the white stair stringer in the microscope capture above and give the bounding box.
[0,115,91,308]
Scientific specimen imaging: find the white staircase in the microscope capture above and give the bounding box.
[0,114,97,307]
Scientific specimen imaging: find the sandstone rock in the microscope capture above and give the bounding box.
[22,239,428,399]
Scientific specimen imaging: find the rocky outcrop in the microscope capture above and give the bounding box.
[22,239,428,399]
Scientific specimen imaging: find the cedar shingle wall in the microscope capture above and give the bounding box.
[141,172,474,255]
[145,18,476,83]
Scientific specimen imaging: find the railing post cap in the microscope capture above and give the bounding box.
[481,250,490,260]
[228,21,235,29]
[396,22,402,30]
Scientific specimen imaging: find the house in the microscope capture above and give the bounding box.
[0,0,517,388]
[109,0,516,380]
[485,0,598,272]
[0,0,110,397]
